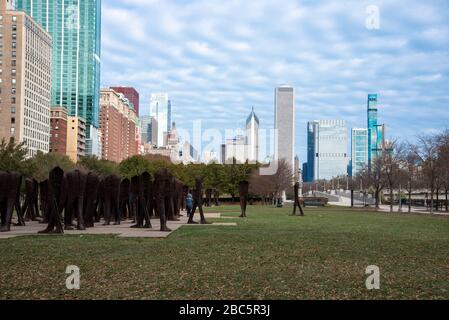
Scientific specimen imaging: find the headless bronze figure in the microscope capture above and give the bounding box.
[239,180,249,218]
[292,182,305,216]
[153,168,172,232]
[188,177,209,224]
[39,167,65,234]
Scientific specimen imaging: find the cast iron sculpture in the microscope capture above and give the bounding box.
[174,179,184,217]
[0,171,23,232]
[39,180,49,223]
[239,180,249,218]
[188,176,209,224]
[22,178,40,222]
[119,178,131,220]
[153,168,172,232]
[64,169,87,230]
[205,189,212,207]
[39,167,65,234]
[292,182,305,216]
[131,173,151,228]
[102,174,121,225]
[83,172,100,227]
[213,189,220,206]
[142,172,154,219]
[129,175,139,222]
[166,174,179,222]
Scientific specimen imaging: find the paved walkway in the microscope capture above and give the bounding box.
[0,212,238,240]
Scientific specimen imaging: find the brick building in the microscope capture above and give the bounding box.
[99,88,139,162]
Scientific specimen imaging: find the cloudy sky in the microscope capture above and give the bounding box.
[101,0,449,162]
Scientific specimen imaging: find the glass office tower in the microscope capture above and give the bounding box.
[15,0,101,155]
[308,120,348,181]
[367,94,382,168]
[351,128,368,177]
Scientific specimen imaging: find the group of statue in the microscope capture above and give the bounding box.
[1,168,303,234]
[0,168,217,234]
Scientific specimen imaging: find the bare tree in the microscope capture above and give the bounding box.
[400,142,421,213]
[413,134,441,214]
[383,140,405,213]
[366,155,386,210]
[438,131,449,211]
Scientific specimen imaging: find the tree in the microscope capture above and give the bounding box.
[29,151,75,181]
[413,134,441,213]
[383,140,404,212]
[365,154,386,210]
[400,143,421,213]
[0,139,32,176]
[78,155,119,177]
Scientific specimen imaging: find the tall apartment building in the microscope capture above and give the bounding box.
[223,135,247,164]
[367,94,384,169]
[351,128,368,177]
[274,85,295,172]
[49,106,68,155]
[15,0,102,156]
[307,120,348,181]
[0,1,52,157]
[99,88,139,163]
[245,107,259,163]
[66,115,86,162]
[110,86,139,115]
[150,93,171,147]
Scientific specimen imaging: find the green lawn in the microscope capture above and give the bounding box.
[1,205,449,300]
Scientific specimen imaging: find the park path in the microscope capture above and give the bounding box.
[0,212,237,240]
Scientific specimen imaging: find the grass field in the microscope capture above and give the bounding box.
[1,205,449,300]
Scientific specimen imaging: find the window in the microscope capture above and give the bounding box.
[12,16,17,22]
[11,118,15,124]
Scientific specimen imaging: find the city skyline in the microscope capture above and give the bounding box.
[100,0,449,163]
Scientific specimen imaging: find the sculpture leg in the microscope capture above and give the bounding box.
[158,197,170,232]
[76,198,86,230]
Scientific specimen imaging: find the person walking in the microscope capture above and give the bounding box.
[186,192,193,219]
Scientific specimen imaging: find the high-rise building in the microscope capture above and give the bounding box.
[66,116,86,162]
[140,115,158,146]
[150,93,171,147]
[224,135,247,164]
[245,107,259,162]
[308,120,348,181]
[110,87,139,115]
[49,107,68,155]
[274,85,295,171]
[99,88,139,163]
[351,128,368,177]
[367,94,384,168]
[305,122,315,182]
[15,0,102,156]
[0,1,52,157]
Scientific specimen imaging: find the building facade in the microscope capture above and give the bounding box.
[66,115,86,162]
[367,94,384,168]
[308,120,348,181]
[49,106,68,155]
[0,1,52,157]
[110,86,139,115]
[15,0,102,156]
[351,128,368,177]
[150,93,171,148]
[274,85,295,171]
[245,107,259,163]
[140,115,158,147]
[99,88,139,163]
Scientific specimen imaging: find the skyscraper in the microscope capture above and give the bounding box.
[308,120,348,181]
[367,94,383,168]
[274,85,295,171]
[245,107,259,162]
[351,128,368,177]
[0,1,52,157]
[15,0,102,156]
[305,122,315,182]
[150,93,171,147]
